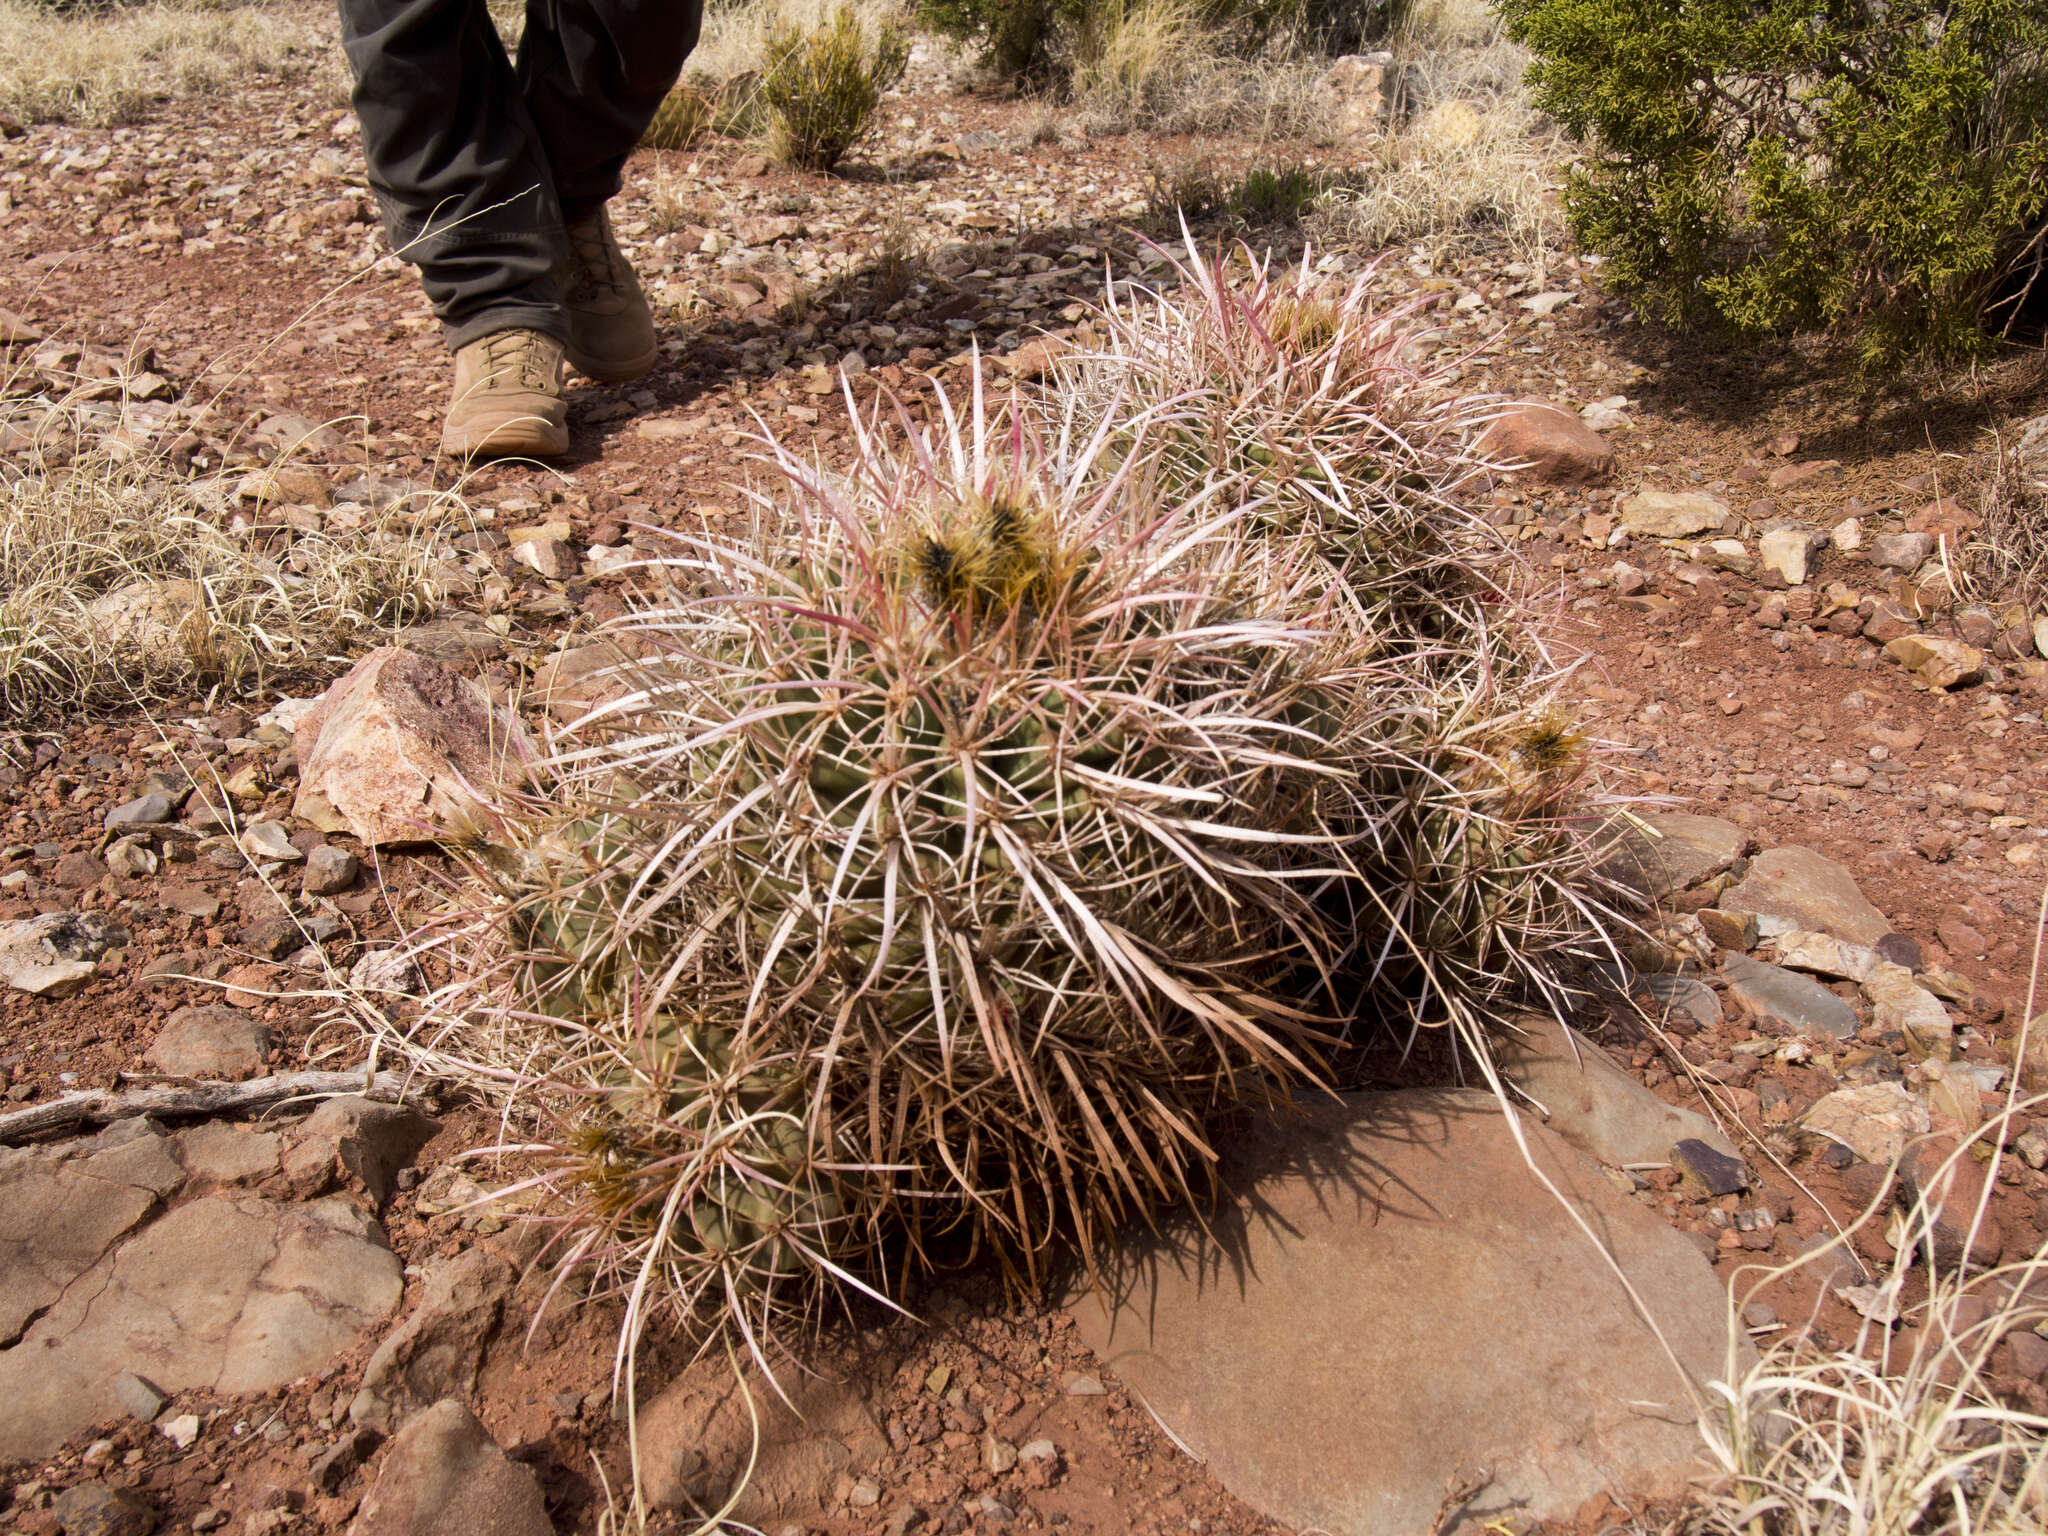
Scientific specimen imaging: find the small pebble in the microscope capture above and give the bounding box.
[239,822,303,863]
[301,844,359,896]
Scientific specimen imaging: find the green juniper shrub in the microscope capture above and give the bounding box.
[1499,0,2048,367]
[760,4,911,173]
[919,0,1079,80]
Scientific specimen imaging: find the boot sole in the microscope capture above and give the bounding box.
[441,414,571,460]
[566,343,658,385]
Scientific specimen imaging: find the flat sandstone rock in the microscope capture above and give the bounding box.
[1069,1089,1746,1536]
[1496,1012,1739,1167]
[1606,812,1748,900]
[0,1195,402,1459]
[1719,846,1890,945]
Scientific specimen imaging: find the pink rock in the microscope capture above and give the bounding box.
[1475,400,1614,487]
[348,1400,551,1536]
[1004,334,1068,382]
[1069,1090,1746,1535]
[294,648,535,847]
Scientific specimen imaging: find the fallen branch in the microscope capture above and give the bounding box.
[0,1068,426,1144]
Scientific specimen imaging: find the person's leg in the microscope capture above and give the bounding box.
[516,0,704,220]
[339,0,571,456]
[512,0,703,381]
[339,0,568,350]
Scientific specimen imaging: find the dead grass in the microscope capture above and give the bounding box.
[1393,0,1505,50]
[1063,4,1330,139]
[0,396,449,720]
[1688,1120,2048,1535]
[1972,429,2048,612]
[644,160,713,235]
[0,0,326,127]
[687,0,911,87]
[1308,35,1561,268]
[1065,0,1204,127]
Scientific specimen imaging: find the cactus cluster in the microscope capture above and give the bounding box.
[1059,238,1619,1037]
[417,251,1629,1363]
[1060,238,1509,667]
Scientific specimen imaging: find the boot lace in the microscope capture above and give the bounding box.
[481,330,556,392]
[562,212,628,302]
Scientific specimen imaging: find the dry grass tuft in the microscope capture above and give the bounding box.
[643,161,712,235]
[0,0,325,127]
[0,402,445,721]
[1974,429,2048,611]
[1693,1117,2048,1536]
[1065,0,1204,127]
[1066,9,1330,139]
[1394,0,1506,49]
[685,0,910,88]
[1309,37,1561,267]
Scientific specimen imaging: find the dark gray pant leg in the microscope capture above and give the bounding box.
[520,0,704,222]
[339,0,701,351]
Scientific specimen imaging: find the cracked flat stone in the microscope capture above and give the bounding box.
[1496,1012,1737,1167]
[175,1122,283,1186]
[348,1399,552,1536]
[1771,931,1881,984]
[0,1156,158,1345]
[1069,1089,1747,1536]
[1801,1083,1929,1167]
[350,1248,515,1432]
[1617,490,1729,538]
[1606,813,1748,900]
[146,1005,272,1079]
[1718,847,1889,946]
[0,1195,402,1459]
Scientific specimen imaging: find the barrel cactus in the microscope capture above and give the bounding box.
[1350,689,1627,1038]
[1058,236,1506,665]
[443,383,1405,1340]
[1058,240,1626,1035]
[410,267,1631,1370]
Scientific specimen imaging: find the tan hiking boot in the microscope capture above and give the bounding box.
[554,206,657,383]
[442,328,570,460]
